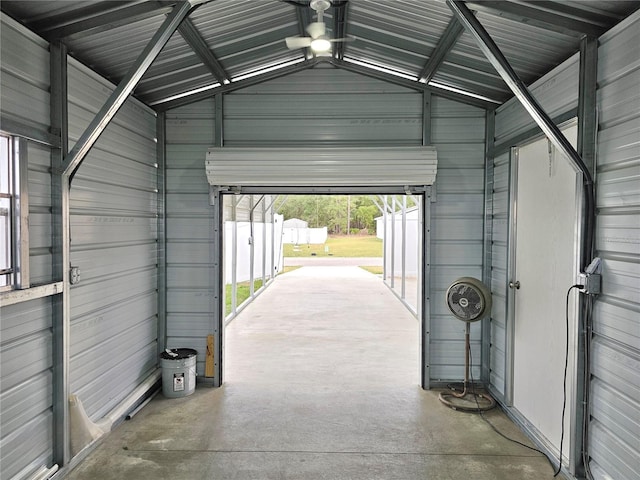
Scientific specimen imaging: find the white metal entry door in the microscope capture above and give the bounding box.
[509,125,579,461]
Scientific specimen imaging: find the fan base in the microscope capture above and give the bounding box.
[439,390,496,412]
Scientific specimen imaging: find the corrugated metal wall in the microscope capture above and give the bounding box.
[67,58,159,420]
[165,98,217,376]
[429,97,486,381]
[0,14,55,480]
[165,68,485,383]
[224,68,422,147]
[590,12,640,480]
[488,151,510,396]
[493,53,579,149]
[489,42,581,401]
[489,11,640,479]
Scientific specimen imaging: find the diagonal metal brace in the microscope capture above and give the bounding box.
[63,1,196,180]
[446,0,592,187]
[447,0,596,270]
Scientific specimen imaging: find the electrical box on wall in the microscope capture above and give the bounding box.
[70,266,80,285]
[580,257,602,295]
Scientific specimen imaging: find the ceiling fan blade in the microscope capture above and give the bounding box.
[285,36,312,49]
[306,21,325,39]
[329,36,357,43]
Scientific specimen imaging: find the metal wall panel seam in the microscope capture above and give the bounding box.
[482,108,495,385]
[211,188,223,387]
[422,188,432,389]
[157,112,167,357]
[422,91,432,145]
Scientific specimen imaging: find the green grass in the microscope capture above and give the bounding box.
[359,265,383,275]
[281,265,302,274]
[283,235,382,257]
[225,278,264,317]
[223,267,303,317]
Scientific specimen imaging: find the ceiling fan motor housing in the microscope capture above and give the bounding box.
[446,277,492,322]
[311,0,331,12]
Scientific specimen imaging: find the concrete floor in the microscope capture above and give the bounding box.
[67,266,560,480]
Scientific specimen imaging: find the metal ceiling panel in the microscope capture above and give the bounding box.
[189,0,301,77]
[346,0,452,76]
[1,0,638,108]
[66,14,167,82]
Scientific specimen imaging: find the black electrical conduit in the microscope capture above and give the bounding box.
[447,2,598,477]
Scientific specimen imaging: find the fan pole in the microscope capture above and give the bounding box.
[449,322,470,399]
[463,321,470,393]
[438,322,496,411]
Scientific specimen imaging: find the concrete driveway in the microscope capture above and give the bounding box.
[284,256,383,266]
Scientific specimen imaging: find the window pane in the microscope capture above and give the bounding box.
[0,136,9,193]
[0,135,11,288]
[0,197,10,273]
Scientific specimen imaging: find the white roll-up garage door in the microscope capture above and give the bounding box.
[205,146,437,187]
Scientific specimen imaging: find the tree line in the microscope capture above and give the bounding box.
[276,195,417,235]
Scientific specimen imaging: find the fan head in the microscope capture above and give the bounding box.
[445,277,492,322]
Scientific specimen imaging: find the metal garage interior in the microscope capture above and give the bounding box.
[0,1,638,479]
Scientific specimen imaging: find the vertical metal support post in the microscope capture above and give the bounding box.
[213,92,224,321]
[249,194,255,297]
[573,34,598,478]
[505,147,518,406]
[262,197,267,285]
[390,196,396,289]
[14,137,29,289]
[50,41,69,467]
[422,91,433,389]
[210,187,223,387]
[401,195,407,300]
[156,112,167,356]
[206,92,224,385]
[416,195,422,322]
[577,36,598,182]
[382,195,388,281]
[421,188,432,389]
[271,203,276,279]
[231,196,238,315]
[482,108,496,384]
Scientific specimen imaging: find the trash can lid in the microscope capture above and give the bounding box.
[160,348,197,360]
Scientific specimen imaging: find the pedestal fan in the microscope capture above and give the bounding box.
[439,277,496,412]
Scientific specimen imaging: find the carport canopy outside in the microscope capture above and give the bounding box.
[205,146,437,189]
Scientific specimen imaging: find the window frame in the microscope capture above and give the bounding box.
[0,133,29,291]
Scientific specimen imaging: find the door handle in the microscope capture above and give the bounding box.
[509,280,520,290]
